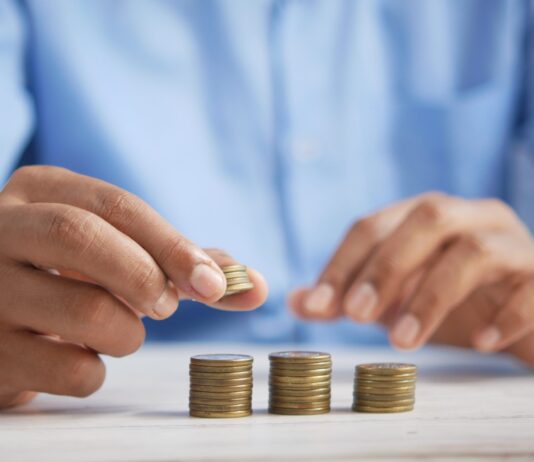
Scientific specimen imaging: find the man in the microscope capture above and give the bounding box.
[1,0,533,409]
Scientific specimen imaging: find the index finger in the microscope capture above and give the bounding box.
[4,166,227,304]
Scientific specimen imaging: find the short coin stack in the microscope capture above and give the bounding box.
[269,351,332,415]
[189,354,253,418]
[222,265,254,296]
[352,363,417,413]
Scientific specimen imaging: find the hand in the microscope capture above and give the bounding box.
[0,166,268,409]
[289,193,534,365]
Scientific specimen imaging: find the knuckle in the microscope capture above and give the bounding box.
[456,233,490,259]
[372,253,404,282]
[64,354,105,397]
[158,236,193,268]
[411,197,448,228]
[349,216,380,241]
[97,190,144,227]
[46,208,102,255]
[126,258,161,296]
[417,288,444,312]
[79,291,116,332]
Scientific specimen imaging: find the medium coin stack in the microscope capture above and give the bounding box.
[352,363,417,413]
[269,351,332,415]
[222,265,254,296]
[189,354,253,418]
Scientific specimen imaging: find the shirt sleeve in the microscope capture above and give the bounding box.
[509,0,534,231]
[0,0,34,183]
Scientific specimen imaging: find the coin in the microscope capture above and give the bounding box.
[356,378,416,386]
[223,271,250,280]
[268,387,331,397]
[355,398,415,408]
[355,393,414,402]
[189,391,252,400]
[189,403,251,412]
[269,362,332,371]
[221,265,247,273]
[190,409,251,418]
[269,368,332,377]
[270,393,331,403]
[356,363,417,375]
[190,354,253,366]
[356,374,417,382]
[190,378,252,387]
[268,374,331,384]
[189,397,251,406]
[269,407,330,415]
[269,351,331,363]
[223,277,251,285]
[225,282,255,294]
[190,384,253,393]
[355,385,415,395]
[189,365,252,373]
[269,380,331,390]
[269,399,331,409]
[189,370,252,379]
[354,404,414,413]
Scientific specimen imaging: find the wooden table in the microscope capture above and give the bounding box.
[1,344,533,461]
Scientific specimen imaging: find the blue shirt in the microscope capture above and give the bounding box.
[1,0,533,343]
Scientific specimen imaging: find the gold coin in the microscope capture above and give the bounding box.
[268,387,331,397]
[269,368,332,377]
[270,361,332,371]
[356,378,416,386]
[355,393,414,402]
[355,398,415,408]
[224,282,255,296]
[189,403,251,412]
[269,400,331,409]
[356,373,417,382]
[223,277,251,285]
[269,407,330,415]
[356,363,417,375]
[223,271,249,279]
[190,378,252,387]
[189,370,252,379]
[354,404,414,413]
[190,384,253,393]
[355,386,415,395]
[190,354,253,366]
[221,265,247,273]
[269,380,331,389]
[270,393,331,403]
[190,409,251,418]
[189,390,252,400]
[189,397,251,406]
[269,351,331,363]
[189,364,252,373]
[269,374,331,383]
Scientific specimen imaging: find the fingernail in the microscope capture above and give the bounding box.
[345,282,378,320]
[153,281,179,318]
[304,283,334,314]
[190,264,225,299]
[477,326,501,351]
[391,313,421,348]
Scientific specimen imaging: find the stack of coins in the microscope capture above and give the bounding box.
[352,363,417,413]
[189,354,253,418]
[269,351,332,415]
[222,265,254,296]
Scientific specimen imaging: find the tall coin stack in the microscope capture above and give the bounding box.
[189,354,253,418]
[269,351,332,415]
[352,363,417,413]
[222,265,254,296]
